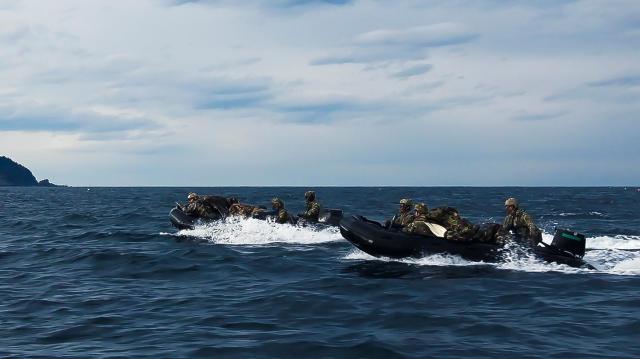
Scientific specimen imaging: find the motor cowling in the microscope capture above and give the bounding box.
[551,228,586,258]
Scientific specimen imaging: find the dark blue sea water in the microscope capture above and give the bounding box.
[1,187,639,358]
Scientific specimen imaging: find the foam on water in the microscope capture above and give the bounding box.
[171,217,342,246]
[344,249,486,267]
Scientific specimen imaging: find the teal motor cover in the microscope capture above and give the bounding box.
[551,229,586,258]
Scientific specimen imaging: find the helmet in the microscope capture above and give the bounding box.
[304,190,315,201]
[399,198,413,206]
[271,197,284,208]
[504,197,519,207]
[187,192,198,201]
[414,202,428,214]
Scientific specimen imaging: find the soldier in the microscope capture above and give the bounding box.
[271,197,290,224]
[183,192,219,219]
[385,198,415,229]
[201,195,238,217]
[404,204,479,242]
[229,202,263,218]
[499,197,542,245]
[425,206,478,242]
[402,203,433,236]
[300,190,321,222]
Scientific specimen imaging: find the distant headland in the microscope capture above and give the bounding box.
[0,156,64,187]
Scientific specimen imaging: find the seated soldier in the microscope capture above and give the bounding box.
[229,202,263,218]
[384,198,415,229]
[424,206,478,242]
[183,192,219,219]
[404,204,485,243]
[498,197,542,245]
[200,195,238,217]
[300,190,321,222]
[402,203,432,235]
[270,197,290,224]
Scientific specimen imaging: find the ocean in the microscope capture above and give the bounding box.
[1,187,639,358]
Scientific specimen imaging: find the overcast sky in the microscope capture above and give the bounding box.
[0,0,638,186]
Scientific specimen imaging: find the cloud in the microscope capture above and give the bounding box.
[392,64,433,78]
[2,0,640,185]
[588,74,640,87]
[0,22,31,42]
[354,23,479,47]
[166,0,353,9]
[512,112,566,122]
[312,23,478,65]
[0,104,159,135]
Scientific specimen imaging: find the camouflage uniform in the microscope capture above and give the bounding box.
[388,199,415,228]
[271,198,290,224]
[197,195,235,217]
[393,212,415,227]
[229,203,262,218]
[301,191,321,222]
[403,203,433,236]
[501,208,542,245]
[303,201,321,221]
[424,207,478,242]
[184,199,218,219]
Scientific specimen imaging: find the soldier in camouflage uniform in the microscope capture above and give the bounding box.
[403,204,483,242]
[402,203,433,236]
[183,192,219,219]
[498,197,542,245]
[271,197,290,224]
[229,202,264,218]
[385,198,415,229]
[424,206,479,242]
[300,190,321,222]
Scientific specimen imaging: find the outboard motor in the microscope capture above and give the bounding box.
[551,228,586,258]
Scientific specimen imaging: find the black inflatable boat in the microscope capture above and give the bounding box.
[169,206,344,230]
[339,216,594,269]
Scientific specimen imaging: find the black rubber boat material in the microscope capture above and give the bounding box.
[340,215,595,269]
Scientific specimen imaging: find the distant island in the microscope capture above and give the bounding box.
[0,156,63,187]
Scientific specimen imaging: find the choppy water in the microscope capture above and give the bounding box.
[1,187,639,358]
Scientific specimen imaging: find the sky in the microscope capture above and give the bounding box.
[0,0,639,186]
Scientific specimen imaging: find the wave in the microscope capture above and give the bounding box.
[166,217,342,246]
[557,211,607,218]
[540,233,640,250]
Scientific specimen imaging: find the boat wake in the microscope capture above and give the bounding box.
[343,232,640,276]
[163,217,342,246]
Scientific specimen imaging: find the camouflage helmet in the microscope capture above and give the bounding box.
[187,192,198,201]
[504,197,519,207]
[304,190,315,201]
[271,197,284,208]
[399,198,413,206]
[414,202,428,214]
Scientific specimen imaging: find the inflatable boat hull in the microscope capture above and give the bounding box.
[339,216,594,269]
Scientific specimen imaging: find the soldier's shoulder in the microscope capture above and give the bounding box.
[517,208,531,217]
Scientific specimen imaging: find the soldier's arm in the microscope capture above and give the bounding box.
[522,212,537,231]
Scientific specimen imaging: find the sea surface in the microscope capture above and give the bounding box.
[1,187,639,358]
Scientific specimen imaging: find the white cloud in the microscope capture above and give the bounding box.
[0,0,638,185]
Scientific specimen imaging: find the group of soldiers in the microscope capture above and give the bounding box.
[180,190,322,224]
[180,190,542,246]
[387,197,542,245]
